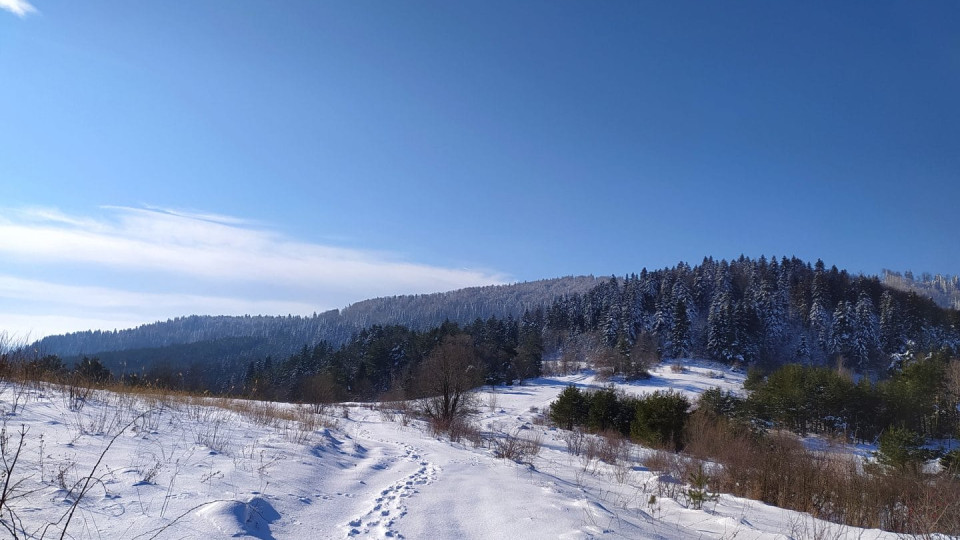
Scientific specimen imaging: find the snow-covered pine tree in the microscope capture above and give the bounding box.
[854,293,880,370]
[707,291,736,363]
[828,300,856,362]
[671,299,691,359]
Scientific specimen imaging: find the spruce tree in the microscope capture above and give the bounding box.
[707,292,735,363]
[671,299,691,359]
[879,290,903,353]
[828,301,856,361]
[854,293,879,369]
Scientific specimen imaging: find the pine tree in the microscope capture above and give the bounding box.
[602,310,620,348]
[514,328,544,382]
[854,293,879,369]
[707,292,735,363]
[653,296,673,356]
[828,301,856,361]
[671,299,691,359]
[879,290,903,353]
[732,301,761,364]
[809,260,832,352]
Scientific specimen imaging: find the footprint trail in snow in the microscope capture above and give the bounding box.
[344,444,439,539]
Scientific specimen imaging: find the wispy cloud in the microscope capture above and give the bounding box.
[0,206,508,337]
[0,0,36,17]
[0,275,317,315]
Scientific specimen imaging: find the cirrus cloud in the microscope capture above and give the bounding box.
[0,206,508,338]
[0,0,37,17]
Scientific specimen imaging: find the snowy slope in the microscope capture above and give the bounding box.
[0,363,901,539]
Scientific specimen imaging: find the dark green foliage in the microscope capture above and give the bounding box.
[466,316,518,386]
[746,363,863,438]
[513,323,544,383]
[876,426,927,473]
[741,357,959,444]
[68,336,279,393]
[75,356,111,383]
[31,354,66,375]
[541,257,959,369]
[549,386,690,450]
[880,355,954,439]
[586,387,633,434]
[748,363,855,435]
[707,292,736,363]
[742,366,765,392]
[697,387,744,419]
[941,449,960,476]
[686,463,719,510]
[631,390,690,451]
[549,385,589,430]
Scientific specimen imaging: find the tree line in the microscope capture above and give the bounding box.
[540,256,959,375]
[15,256,960,407]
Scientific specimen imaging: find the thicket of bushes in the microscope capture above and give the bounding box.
[549,385,690,451]
[743,351,960,442]
[548,355,960,535]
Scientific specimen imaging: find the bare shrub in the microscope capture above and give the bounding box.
[641,449,674,474]
[378,400,412,426]
[562,428,586,456]
[0,423,29,536]
[684,409,755,465]
[595,430,629,465]
[301,372,339,414]
[642,449,692,480]
[487,389,499,412]
[492,429,543,463]
[591,347,619,381]
[682,407,960,535]
[430,415,482,447]
[460,420,484,448]
[65,374,94,412]
[583,435,600,464]
[195,417,229,453]
[55,461,73,492]
[137,457,163,485]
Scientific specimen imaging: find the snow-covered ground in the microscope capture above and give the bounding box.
[0,363,904,539]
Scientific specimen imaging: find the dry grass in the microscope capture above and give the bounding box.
[680,410,960,535]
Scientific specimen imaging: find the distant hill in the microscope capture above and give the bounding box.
[882,269,960,310]
[34,276,602,362]
[25,258,960,393]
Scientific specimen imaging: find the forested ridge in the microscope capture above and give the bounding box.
[34,276,601,358]
[26,257,960,400]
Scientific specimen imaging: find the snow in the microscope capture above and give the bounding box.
[0,363,906,539]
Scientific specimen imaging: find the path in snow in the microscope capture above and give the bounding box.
[342,441,439,539]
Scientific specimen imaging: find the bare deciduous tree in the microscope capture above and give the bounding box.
[417,334,483,427]
[301,372,340,414]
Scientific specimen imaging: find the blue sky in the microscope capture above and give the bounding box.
[1,1,958,338]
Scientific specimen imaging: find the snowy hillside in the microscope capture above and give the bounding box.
[0,363,901,539]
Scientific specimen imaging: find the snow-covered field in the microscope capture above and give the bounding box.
[0,363,903,539]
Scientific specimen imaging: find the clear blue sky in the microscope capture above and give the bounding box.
[1,1,958,337]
